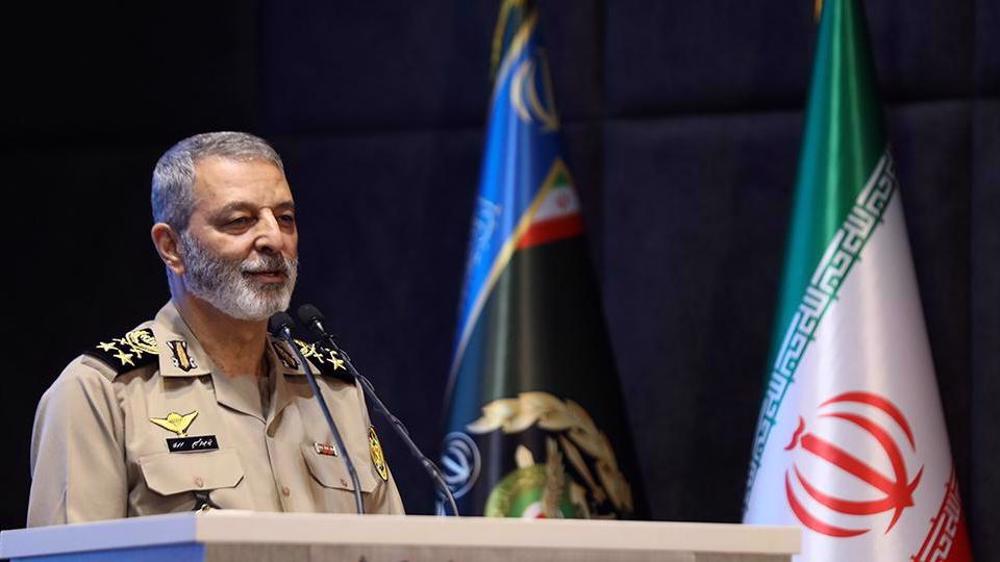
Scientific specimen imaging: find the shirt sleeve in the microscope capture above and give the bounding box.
[352,381,406,515]
[27,356,128,526]
[366,462,407,514]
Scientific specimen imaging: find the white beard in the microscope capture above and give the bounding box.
[179,231,298,321]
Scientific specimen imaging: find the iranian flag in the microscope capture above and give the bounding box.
[742,1,974,561]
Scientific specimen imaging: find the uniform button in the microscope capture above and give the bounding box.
[281,486,291,497]
[195,477,205,488]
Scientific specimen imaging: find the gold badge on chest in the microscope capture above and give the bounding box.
[150,411,199,436]
[150,411,220,453]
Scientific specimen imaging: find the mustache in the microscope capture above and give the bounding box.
[240,254,294,275]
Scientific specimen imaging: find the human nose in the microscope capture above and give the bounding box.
[253,210,285,254]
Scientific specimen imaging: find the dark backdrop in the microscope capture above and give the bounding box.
[3,1,998,561]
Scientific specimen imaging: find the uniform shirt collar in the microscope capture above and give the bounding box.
[150,300,309,378]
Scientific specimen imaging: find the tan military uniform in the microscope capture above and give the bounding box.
[27,302,404,526]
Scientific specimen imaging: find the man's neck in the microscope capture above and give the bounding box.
[172,294,269,378]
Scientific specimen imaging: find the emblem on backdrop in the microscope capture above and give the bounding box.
[466,392,634,518]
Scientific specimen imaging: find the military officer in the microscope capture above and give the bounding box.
[28,132,404,525]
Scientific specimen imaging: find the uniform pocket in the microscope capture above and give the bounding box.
[300,443,377,493]
[139,448,245,495]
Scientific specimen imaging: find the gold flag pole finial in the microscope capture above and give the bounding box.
[814,0,824,22]
[490,0,529,80]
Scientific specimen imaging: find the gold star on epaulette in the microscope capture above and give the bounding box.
[311,345,347,371]
[84,327,160,376]
[114,350,135,366]
[292,339,352,379]
[112,338,138,359]
[325,349,347,371]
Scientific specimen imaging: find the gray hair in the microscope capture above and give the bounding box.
[151,131,284,230]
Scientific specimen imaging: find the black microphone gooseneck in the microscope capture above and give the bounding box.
[268,312,365,514]
[297,304,461,517]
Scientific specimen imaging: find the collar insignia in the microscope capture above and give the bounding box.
[369,426,389,481]
[271,340,300,370]
[150,411,199,437]
[167,340,198,372]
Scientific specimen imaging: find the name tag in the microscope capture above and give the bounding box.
[167,435,219,452]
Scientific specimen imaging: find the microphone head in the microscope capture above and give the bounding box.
[268,311,296,336]
[297,303,325,327]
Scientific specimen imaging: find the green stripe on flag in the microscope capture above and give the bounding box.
[745,0,891,500]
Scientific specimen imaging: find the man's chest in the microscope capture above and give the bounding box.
[115,373,382,515]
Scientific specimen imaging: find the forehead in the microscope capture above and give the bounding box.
[191,156,291,209]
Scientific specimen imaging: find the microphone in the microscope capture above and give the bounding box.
[296,304,460,516]
[268,312,365,514]
[298,304,332,339]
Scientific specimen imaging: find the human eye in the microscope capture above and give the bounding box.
[223,216,255,230]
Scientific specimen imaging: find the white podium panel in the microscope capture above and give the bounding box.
[0,511,800,562]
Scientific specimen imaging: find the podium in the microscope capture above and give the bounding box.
[0,511,799,562]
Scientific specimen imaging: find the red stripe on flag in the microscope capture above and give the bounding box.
[517,214,584,249]
[912,470,974,562]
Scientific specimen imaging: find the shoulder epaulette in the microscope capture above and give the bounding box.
[83,327,160,375]
[293,339,355,383]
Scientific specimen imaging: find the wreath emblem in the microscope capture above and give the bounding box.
[467,391,633,518]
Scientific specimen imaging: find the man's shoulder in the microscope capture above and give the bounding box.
[78,320,161,381]
[278,337,355,383]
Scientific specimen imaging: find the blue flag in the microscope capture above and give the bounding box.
[439,0,642,519]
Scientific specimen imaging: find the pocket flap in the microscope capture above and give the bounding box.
[139,449,245,496]
[300,443,378,493]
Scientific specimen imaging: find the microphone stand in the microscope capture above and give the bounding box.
[273,323,366,514]
[312,331,460,516]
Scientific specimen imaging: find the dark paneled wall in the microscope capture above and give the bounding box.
[3,2,997,560]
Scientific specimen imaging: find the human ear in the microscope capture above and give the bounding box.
[151,223,185,275]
